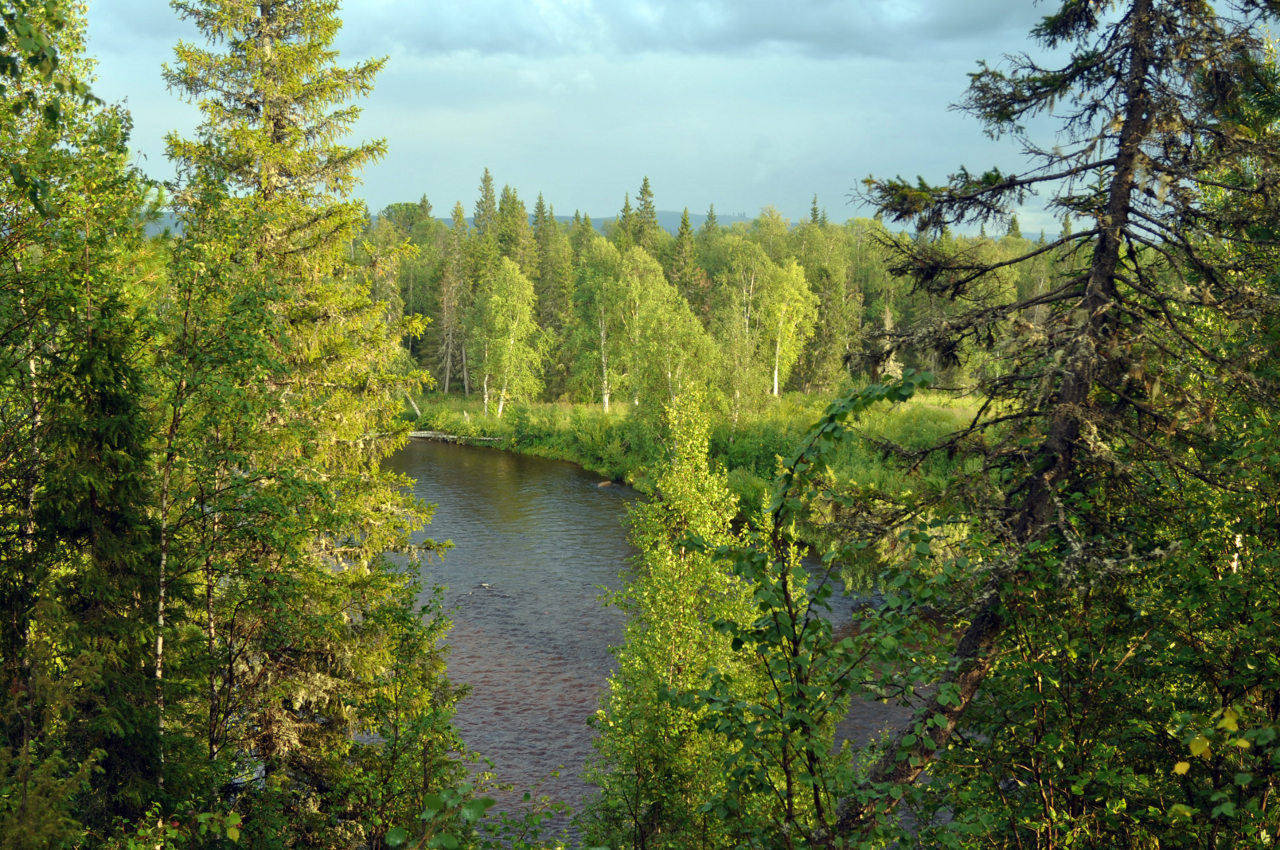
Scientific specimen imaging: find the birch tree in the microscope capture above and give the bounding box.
[471,257,543,416]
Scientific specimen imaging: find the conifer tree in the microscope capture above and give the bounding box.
[667,207,709,319]
[634,175,664,254]
[0,7,158,833]
[829,0,1280,840]
[614,192,636,251]
[469,169,501,287]
[163,0,461,839]
[702,203,718,233]
[570,210,597,256]
[496,183,536,276]
[474,166,497,234]
[533,200,575,396]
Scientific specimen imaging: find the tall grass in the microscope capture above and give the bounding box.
[411,390,974,513]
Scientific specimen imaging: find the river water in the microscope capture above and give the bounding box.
[385,437,909,828]
[385,439,636,813]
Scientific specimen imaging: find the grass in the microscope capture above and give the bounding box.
[408,389,975,519]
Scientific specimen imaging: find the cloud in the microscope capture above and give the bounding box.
[82,0,1054,223]
[87,1,1048,63]
[343,0,1046,60]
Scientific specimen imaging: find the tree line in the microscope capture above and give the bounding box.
[6,0,1280,848]
[358,175,1053,421]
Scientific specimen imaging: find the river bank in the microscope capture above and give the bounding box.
[409,391,971,518]
[389,435,918,841]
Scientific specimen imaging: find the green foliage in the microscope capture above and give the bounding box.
[584,390,762,848]
[0,6,161,837]
[368,169,1068,417]
[471,258,544,416]
[0,0,482,844]
[154,0,473,839]
[7,2,1280,847]
[678,372,934,847]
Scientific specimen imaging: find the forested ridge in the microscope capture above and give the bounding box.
[5,0,1280,848]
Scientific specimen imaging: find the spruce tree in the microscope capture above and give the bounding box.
[702,203,718,233]
[473,166,497,234]
[533,200,575,395]
[532,191,549,232]
[634,175,662,253]
[830,0,1280,840]
[496,183,536,276]
[163,0,460,840]
[668,206,709,318]
[469,168,501,283]
[614,192,636,251]
[570,210,597,256]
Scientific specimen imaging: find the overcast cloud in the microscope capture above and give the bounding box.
[86,1,1059,230]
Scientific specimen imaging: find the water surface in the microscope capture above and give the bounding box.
[386,439,636,811]
[385,437,909,826]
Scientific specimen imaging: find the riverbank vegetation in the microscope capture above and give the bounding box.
[576,5,1280,849]
[410,393,969,527]
[5,0,1280,848]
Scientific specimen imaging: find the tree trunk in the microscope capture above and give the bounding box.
[836,0,1155,834]
[773,335,781,396]
[461,346,471,396]
[440,335,453,394]
[600,322,610,413]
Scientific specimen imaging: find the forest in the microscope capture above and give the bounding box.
[361,174,1043,418]
[4,0,1280,848]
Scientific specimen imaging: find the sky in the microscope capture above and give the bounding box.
[85,0,1060,231]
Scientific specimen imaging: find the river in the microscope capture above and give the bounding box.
[385,439,636,815]
[385,436,909,830]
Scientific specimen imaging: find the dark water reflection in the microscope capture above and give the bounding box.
[385,439,636,813]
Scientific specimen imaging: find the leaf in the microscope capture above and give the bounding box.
[226,826,241,842]
[1189,735,1211,758]
[1173,761,1190,775]
[385,827,409,847]
[461,798,494,822]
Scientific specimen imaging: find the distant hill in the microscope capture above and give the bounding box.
[144,211,181,237]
